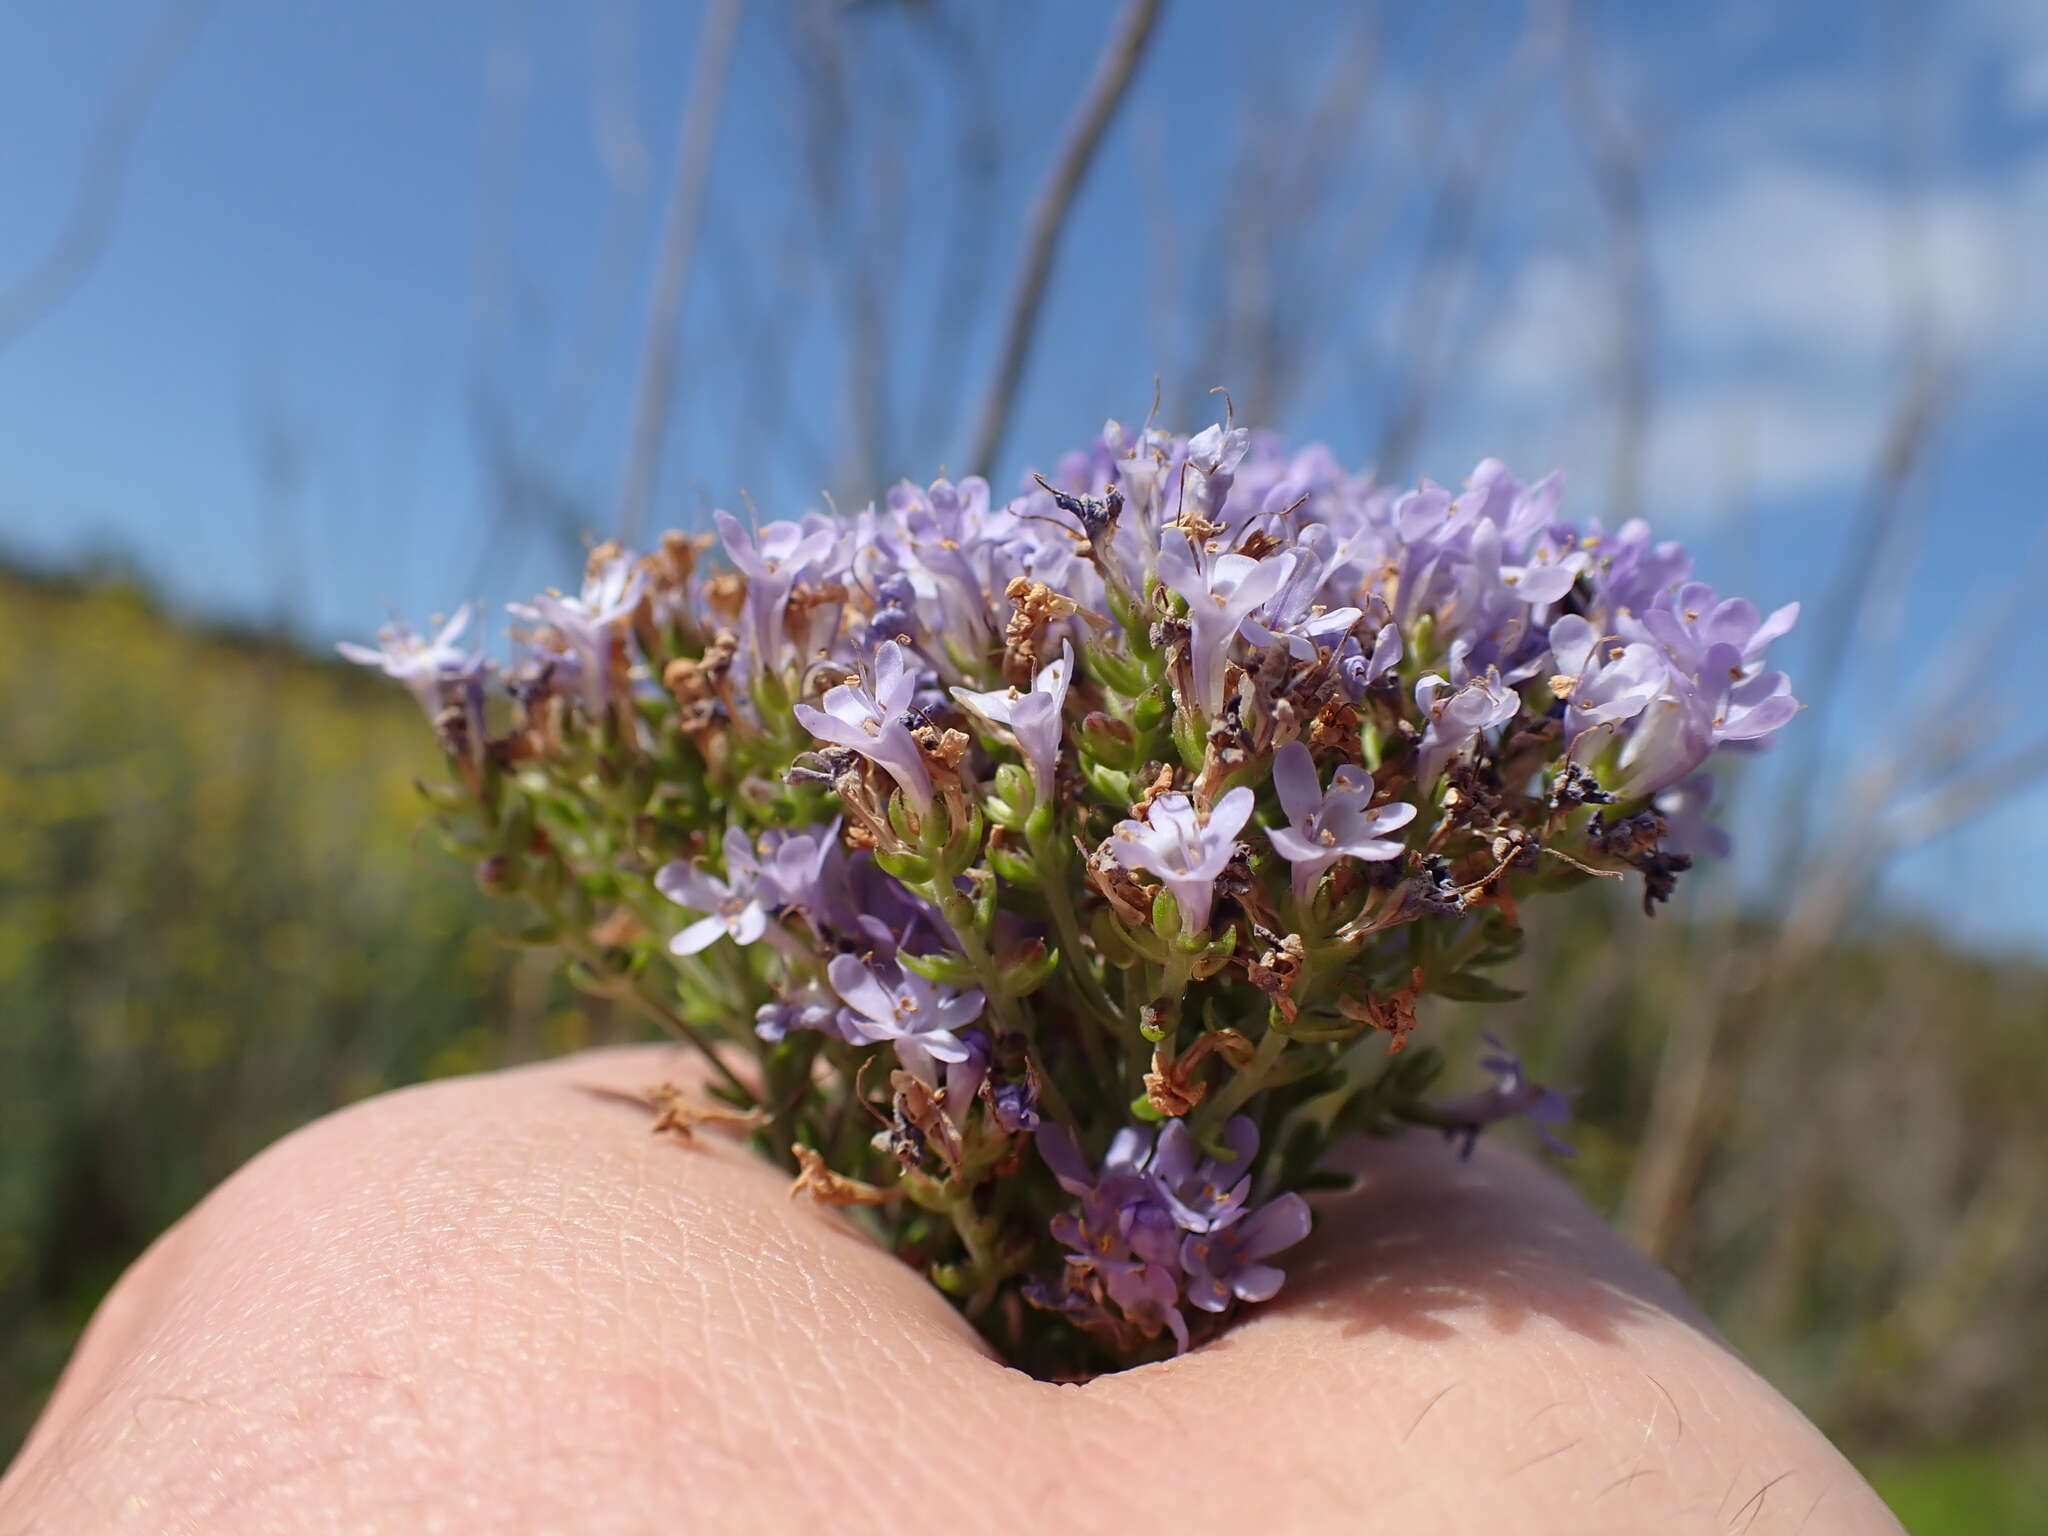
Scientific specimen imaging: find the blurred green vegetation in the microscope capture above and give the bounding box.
[3,567,2042,1530]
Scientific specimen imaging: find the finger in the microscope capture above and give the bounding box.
[2,1048,1901,1535]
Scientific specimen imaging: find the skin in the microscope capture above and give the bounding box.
[0,1047,1901,1535]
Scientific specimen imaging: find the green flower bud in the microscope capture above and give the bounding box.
[898,949,982,988]
[1090,645,1147,696]
[1082,760,1133,804]
[1078,711,1140,769]
[874,847,934,884]
[970,869,999,930]
[1150,887,1183,941]
[988,843,1039,887]
[1131,685,1169,734]
[1023,802,1055,845]
[999,941,1060,999]
[993,761,1034,814]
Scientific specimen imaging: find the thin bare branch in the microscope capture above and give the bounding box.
[1880,737,2048,852]
[965,0,1166,480]
[1564,3,1654,522]
[1374,2,1563,479]
[541,0,655,455]
[616,0,748,545]
[0,0,215,351]
[906,4,1010,461]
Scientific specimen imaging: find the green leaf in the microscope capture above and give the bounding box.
[1000,943,1060,999]
[987,844,1039,886]
[992,762,1034,813]
[1090,646,1147,696]
[1081,759,1133,804]
[1151,887,1183,941]
[874,848,934,884]
[1426,969,1526,1003]
[898,949,981,987]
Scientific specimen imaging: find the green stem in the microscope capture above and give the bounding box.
[1198,1026,1290,1134]
[605,966,754,1103]
[947,1190,1002,1316]
[541,892,753,1103]
[929,883,1078,1127]
[1028,823,1124,1031]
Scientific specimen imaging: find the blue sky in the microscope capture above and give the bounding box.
[3,0,2045,949]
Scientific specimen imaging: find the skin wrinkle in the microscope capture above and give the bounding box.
[0,1048,1902,1536]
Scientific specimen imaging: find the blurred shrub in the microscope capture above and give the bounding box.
[2,568,2041,1526]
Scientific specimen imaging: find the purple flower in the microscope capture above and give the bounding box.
[1266,742,1417,903]
[1337,622,1404,698]
[1238,530,1364,661]
[1635,581,1799,674]
[1103,787,1257,936]
[656,825,782,955]
[508,554,645,713]
[1179,1193,1312,1312]
[337,604,484,717]
[1148,1116,1258,1232]
[950,640,1074,804]
[1584,517,1692,617]
[863,571,922,650]
[1413,665,1521,786]
[1456,510,1585,611]
[826,950,984,1083]
[1179,421,1252,523]
[713,510,839,682]
[1157,542,1296,715]
[754,982,843,1044]
[1605,641,1798,797]
[987,1077,1040,1134]
[1436,1034,1575,1157]
[889,475,1004,659]
[1037,1123,1192,1352]
[1549,616,1670,752]
[751,822,839,921]
[1036,1122,1155,1198]
[1654,773,1730,860]
[1103,1260,1190,1353]
[1036,1112,1317,1348]
[793,640,934,814]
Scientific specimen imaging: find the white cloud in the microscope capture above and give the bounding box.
[1656,162,2019,372]
[1984,0,2048,119]
[1466,147,2047,523]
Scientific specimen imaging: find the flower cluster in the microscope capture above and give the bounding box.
[1031,1118,1311,1353]
[348,416,1797,1375]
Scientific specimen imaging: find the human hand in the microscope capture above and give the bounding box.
[0,1047,1901,1534]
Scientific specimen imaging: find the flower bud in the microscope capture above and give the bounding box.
[998,941,1059,999]
[994,760,1032,806]
[1131,686,1169,734]
[898,949,982,988]
[988,842,1039,887]
[1089,645,1147,696]
[1150,887,1183,941]
[1079,711,1139,768]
